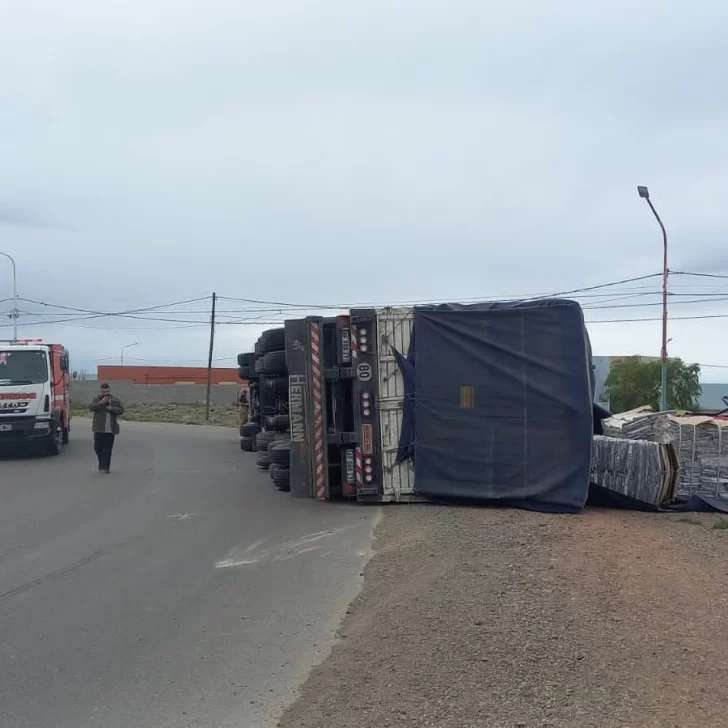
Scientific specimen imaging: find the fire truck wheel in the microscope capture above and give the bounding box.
[262,350,287,375]
[256,450,271,469]
[240,436,254,451]
[46,426,62,456]
[269,441,291,467]
[258,328,286,355]
[241,422,261,438]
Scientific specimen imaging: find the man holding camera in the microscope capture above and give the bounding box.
[89,383,124,473]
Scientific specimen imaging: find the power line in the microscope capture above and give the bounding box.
[0,295,216,328]
[587,313,728,324]
[18,295,211,316]
[538,273,663,299]
[672,271,728,280]
[8,269,728,333]
[217,272,665,310]
[583,295,728,310]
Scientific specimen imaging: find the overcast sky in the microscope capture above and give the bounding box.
[1,0,727,381]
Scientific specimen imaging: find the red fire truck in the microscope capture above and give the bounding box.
[0,339,71,455]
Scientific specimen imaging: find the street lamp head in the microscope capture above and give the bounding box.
[637,185,650,199]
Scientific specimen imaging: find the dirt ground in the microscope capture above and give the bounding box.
[278,506,728,728]
[71,403,239,427]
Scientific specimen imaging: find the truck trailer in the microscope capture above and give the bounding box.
[240,299,596,512]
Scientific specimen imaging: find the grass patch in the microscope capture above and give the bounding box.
[677,516,702,526]
[713,518,728,531]
[72,403,239,428]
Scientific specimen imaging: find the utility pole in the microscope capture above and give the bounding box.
[205,292,217,421]
[637,186,669,411]
[0,251,18,340]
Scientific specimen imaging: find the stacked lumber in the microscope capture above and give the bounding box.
[662,416,728,499]
[590,436,680,507]
[601,408,728,500]
[601,406,671,442]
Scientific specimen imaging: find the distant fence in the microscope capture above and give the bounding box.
[96,365,239,385]
[70,380,239,407]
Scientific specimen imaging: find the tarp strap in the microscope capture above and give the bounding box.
[392,347,415,465]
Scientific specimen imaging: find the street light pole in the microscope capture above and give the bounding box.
[637,186,668,411]
[0,251,18,340]
[120,342,138,366]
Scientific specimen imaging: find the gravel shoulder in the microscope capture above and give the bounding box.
[278,506,728,728]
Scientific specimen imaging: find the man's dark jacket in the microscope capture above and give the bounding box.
[89,396,125,435]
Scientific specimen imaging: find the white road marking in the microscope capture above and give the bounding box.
[215,528,353,569]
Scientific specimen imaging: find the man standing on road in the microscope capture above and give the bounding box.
[89,383,124,473]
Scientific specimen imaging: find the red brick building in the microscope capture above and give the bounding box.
[97,365,240,385]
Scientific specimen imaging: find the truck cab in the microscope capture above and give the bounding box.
[0,339,71,455]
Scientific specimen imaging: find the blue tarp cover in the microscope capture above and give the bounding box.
[405,299,594,513]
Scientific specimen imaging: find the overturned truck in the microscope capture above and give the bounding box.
[270,299,597,511]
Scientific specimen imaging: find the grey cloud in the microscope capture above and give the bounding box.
[0,1,727,373]
[0,203,65,230]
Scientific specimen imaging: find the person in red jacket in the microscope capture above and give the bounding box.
[237,385,249,425]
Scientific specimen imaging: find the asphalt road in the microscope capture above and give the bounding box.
[0,421,377,728]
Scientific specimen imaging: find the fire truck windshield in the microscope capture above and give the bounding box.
[0,350,49,385]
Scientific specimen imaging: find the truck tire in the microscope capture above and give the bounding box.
[240,436,254,451]
[268,434,289,453]
[270,464,291,490]
[258,328,286,355]
[264,377,288,393]
[254,357,265,374]
[62,423,70,445]
[238,365,250,380]
[237,352,254,367]
[269,441,291,466]
[262,350,287,375]
[256,450,271,469]
[46,425,62,456]
[241,422,261,438]
[265,414,290,432]
[255,431,276,451]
